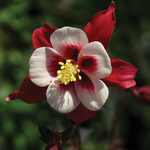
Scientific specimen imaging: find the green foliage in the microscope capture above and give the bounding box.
[0,0,150,150]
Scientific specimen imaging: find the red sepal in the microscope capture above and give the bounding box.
[102,58,138,90]
[69,103,96,123]
[32,22,57,49]
[6,75,47,103]
[83,1,116,50]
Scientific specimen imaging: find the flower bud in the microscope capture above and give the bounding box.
[132,86,150,105]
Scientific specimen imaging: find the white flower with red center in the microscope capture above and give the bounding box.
[6,2,138,123]
[29,27,112,113]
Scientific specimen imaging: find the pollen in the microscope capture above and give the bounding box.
[57,59,82,85]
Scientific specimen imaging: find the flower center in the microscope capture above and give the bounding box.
[57,59,82,85]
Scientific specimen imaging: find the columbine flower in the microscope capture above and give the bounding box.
[6,1,138,123]
[29,26,112,113]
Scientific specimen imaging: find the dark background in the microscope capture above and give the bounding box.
[0,0,150,149]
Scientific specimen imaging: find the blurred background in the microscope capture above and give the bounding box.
[0,0,150,149]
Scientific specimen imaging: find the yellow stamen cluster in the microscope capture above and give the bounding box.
[57,59,82,85]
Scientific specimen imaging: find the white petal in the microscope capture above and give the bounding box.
[46,78,80,113]
[78,41,112,79]
[29,47,64,87]
[75,76,109,111]
[50,27,88,60]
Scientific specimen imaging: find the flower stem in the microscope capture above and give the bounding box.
[109,91,132,150]
[76,123,82,150]
[67,114,77,149]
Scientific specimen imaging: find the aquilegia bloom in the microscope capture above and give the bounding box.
[29,27,112,113]
[6,1,138,123]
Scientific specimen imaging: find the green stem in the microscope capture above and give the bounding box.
[67,114,77,149]
[109,92,132,150]
[76,123,82,150]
